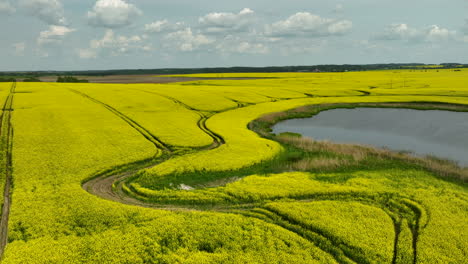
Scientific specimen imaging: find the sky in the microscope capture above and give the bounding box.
[1,0,468,71]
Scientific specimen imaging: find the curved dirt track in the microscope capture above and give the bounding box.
[82,167,194,211]
[0,80,465,262]
[77,96,462,263]
[77,89,231,210]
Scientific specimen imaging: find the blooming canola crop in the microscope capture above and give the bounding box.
[0,69,467,263]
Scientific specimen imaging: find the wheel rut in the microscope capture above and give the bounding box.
[77,88,231,208]
[69,89,172,153]
[132,88,226,147]
[77,96,431,263]
[0,82,16,259]
[240,208,360,264]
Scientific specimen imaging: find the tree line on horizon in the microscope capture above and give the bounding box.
[1,63,466,78]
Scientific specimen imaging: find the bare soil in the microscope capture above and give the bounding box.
[33,75,264,84]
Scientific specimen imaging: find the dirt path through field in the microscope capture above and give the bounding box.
[79,99,468,264]
[0,82,16,259]
[76,88,233,210]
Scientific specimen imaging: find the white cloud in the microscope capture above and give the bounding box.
[376,24,422,41]
[0,1,15,14]
[144,20,184,33]
[426,25,456,42]
[216,35,269,54]
[37,25,75,45]
[236,42,268,54]
[20,0,66,25]
[376,23,456,42]
[164,28,214,52]
[78,29,148,59]
[91,30,141,50]
[87,0,142,28]
[266,12,352,37]
[142,45,152,52]
[13,42,26,56]
[77,48,97,59]
[199,8,255,34]
[328,20,353,34]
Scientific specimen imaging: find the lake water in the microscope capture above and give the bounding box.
[273,108,468,167]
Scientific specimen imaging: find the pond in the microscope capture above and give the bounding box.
[273,108,468,167]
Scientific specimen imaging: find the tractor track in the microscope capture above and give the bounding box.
[0,81,458,262]
[257,193,424,264]
[76,88,231,209]
[243,207,363,264]
[69,89,172,153]
[77,96,437,263]
[74,88,360,263]
[0,82,16,259]
[132,88,225,147]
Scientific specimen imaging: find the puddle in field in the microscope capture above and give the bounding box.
[273,108,468,167]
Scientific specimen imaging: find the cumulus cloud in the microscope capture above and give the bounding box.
[235,42,268,54]
[0,1,15,14]
[426,25,456,42]
[78,29,148,59]
[20,0,66,25]
[376,23,456,42]
[265,12,352,37]
[90,30,140,49]
[164,28,214,52]
[375,24,422,41]
[77,48,97,59]
[216,35,269,54]
[144,20,184,33]
[87,0,142,28]
[37,25,75,45]
[199,8,255,34]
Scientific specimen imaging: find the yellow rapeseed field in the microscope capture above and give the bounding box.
[1,69,467,263]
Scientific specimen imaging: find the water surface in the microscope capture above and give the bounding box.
[273,108,468,167]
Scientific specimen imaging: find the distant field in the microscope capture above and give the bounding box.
[0,69,467,263]
[33,74,268,84]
